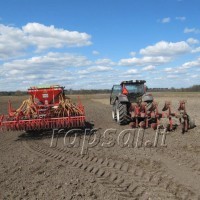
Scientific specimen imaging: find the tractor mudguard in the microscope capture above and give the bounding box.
[142,94,154,103]
[118,94,129,103]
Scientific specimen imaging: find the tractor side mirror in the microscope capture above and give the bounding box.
[110,86,114,104]
[144,85,148,93]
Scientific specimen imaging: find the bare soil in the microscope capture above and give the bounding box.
[0,93,200,200]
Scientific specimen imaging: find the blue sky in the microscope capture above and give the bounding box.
[0,0,200,90]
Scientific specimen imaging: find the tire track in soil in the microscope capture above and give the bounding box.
[23,141,138,199]
[150,152,200,196]
[157,148,200,175]
[0,132,17,152]
[23,139,199,200]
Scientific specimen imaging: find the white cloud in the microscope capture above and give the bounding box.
[0,24,29,59]
[129,51,136,57]
[1,22,199,91]
[181,58,200,69]
[22,23,92,50]
[191,74,199,78]
[119,40,193,68]
[119,56,172,66]
[161,17,171,23]
[140,41,190,56]
[2,52,91,70]
[167,74,179,78]
[164,66,190,75]
[78,66,113,75]
[187,38,199,45]
[192,47,200,53]
[92,50,99,55]
[163,58,200,78]
[0,23,92,60]
[142,65,155,71]
[164,67,173,72]
[95,58,115,66]
[154,77,164,80]
[175,16,186,21]
[0,53,95,90]
[0,52,92,90]
[125,69,138,74]
[184,27,200,34]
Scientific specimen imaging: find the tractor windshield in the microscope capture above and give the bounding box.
[125,84,144,94]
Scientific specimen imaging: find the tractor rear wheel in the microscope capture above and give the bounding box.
[116,102,128,125]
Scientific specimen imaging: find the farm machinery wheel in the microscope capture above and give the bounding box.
[116,102,128,125]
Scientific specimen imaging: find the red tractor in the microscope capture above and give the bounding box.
[110,80,194,133]
[0,85,85,132]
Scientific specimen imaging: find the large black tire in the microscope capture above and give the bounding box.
[116,102,128,125]
[112,104,117,121]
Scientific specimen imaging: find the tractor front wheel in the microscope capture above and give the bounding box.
[112,104,117,121]
[116,102,128,125]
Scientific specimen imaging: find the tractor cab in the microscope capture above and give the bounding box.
[120,80,146,96]
[110,80,147,104]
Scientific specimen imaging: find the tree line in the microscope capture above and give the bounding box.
[0,85,199,96]
[148,85,200,92]
[0,89,111,96]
